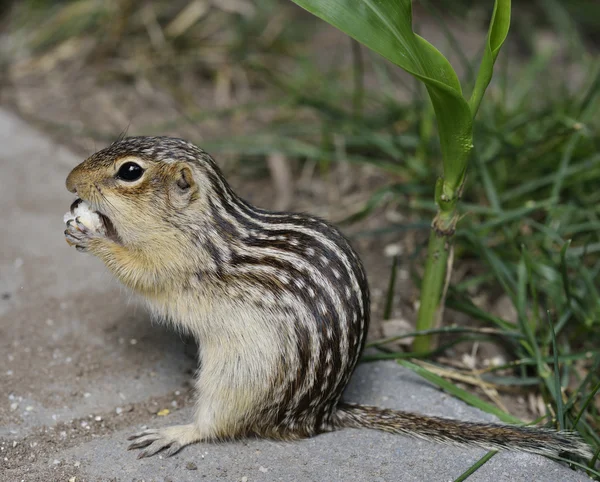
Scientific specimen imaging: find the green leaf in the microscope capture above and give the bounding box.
[288,0,473,193]
[469,0,511,116]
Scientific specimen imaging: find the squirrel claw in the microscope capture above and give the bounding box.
[127,425,202,459]
[127,431,183,458]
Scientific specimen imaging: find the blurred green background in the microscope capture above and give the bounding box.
[1,0,598,472]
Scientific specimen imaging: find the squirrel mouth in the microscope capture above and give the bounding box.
[98,213,120,243]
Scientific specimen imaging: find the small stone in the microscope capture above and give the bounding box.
[69,478,76,482]
[94,416,102,422]
[241,477,248,482]
[25,406,34,412]
[129,338,137,345]
[53,459,60,465]
[83,392,91,398]
[483,355,506,368]
[115,407,123,415]
[383,243,403,257]
[461,353,477,370]
[259,466,268,473]
[10,403,18,411]
[6,370,13,376]
[74,461,81,467]
[185,462,198,470]
[381,319,414,347]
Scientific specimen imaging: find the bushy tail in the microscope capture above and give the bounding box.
[334,402,592,459]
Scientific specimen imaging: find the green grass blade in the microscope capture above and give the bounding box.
[445,295,516,331]
[398,360,522,424]
[383,255,398,320]
[551,132,583,203]
[560,240,573,304]
[573,380,600,429]
[453,451,498,482]
[547,311,565,431]
[564,353,600,412]
[590,446,600,472]
[550,455,600,479]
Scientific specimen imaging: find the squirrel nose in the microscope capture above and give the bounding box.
[66,166,80,194]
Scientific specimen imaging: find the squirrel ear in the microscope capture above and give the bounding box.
[170,164,197,206]
[176,165,196,191]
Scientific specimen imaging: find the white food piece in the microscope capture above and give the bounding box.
[64,200,105,233]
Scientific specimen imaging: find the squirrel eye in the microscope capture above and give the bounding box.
[116,162,144,182]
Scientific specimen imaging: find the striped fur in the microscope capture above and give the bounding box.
[65,136,592,459]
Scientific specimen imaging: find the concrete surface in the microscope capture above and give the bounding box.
[0,108,591,481]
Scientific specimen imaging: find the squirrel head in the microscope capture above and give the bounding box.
[66,136,225,252]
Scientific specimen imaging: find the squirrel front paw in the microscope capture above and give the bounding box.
[64,199,107,252]
[64,217,100,252]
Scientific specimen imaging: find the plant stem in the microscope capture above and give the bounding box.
[413,196,458,353]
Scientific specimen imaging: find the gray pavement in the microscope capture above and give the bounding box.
[0,108,591,481]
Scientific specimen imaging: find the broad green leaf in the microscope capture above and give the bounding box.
[289,0,473,193]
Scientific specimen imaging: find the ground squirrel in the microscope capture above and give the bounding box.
[64,136,591,460]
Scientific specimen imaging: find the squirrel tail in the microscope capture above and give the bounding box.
[334,402,592,459]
